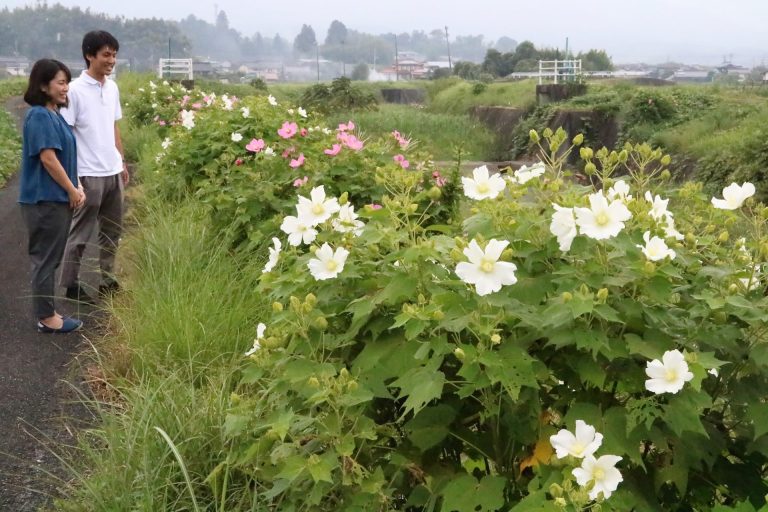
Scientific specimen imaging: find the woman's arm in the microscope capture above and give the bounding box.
[39,148,85,209]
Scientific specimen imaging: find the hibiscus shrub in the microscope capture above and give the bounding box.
[148,90,455,250]
[220,127,768,511]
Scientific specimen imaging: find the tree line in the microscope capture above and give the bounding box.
[0,4,611,76]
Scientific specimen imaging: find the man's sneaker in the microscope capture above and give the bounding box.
[99,279,120,297]
[37,316,83,334]
[65,285,97,305]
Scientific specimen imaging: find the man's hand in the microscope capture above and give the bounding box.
[121,163,130,186]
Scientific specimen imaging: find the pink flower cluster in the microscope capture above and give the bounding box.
[391,130,411,149]
[293,176,309,187]
[393,154,409,169]
[432,170,446,187]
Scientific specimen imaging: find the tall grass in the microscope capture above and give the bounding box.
[53,368,249,511]
[328,104,497,160]
[110,199,268,377]
[53,197,269,509]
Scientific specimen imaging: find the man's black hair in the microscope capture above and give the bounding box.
[82,30,120,68]
[23,59,72,107]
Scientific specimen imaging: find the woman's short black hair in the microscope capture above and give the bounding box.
[82,30,120,68]
[23,59,72,107]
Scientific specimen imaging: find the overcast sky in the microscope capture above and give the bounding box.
[5,0,768,65]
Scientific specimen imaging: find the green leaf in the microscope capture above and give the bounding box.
[664,390,712,437]
[404,404,458,451]
[746,402,768,440]
[440,474,507,512]
[392,366,445,418]
[307,452,336,484]
[223,413,249,437]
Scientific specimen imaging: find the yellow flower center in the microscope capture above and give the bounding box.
[665,369,678,382]
[480,259,495,273]
[325,260,338,272]
[595,212,610,226]
[476,182,490,194]
[593,467,605,480]
[571,443,585,456]
[312,204,324,215]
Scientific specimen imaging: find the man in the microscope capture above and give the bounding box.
[60,30,128,304]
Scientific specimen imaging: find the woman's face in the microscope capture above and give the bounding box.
[44,70,69,107]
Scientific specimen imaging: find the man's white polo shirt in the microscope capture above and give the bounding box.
[61,71,123,177]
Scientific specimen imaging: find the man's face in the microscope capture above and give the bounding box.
[86,46,117,77]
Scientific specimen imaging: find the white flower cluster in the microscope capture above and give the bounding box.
[549,420,623,500]
[550,190,632,251]
[261,186,366,280]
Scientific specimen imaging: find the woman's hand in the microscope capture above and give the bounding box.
[68,186,85,209]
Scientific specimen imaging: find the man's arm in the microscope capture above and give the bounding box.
[114,122,129,185]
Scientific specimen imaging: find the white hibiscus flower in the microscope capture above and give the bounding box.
[461,165,506,200]
[455,239,518,296]
[550,204,578,252]
[512,161,546,184]
[296,185,341,226]
[332,204,365,236]
[549,420,603,459]
[645,349,694,394]
[280,214,318,246]
[308,243,349,280]
[572,455,623,500]
[711,182,756,210]
[262,237,281,273]
[637,231,676,261]
[574,191,632,240]
[245,323,266,356]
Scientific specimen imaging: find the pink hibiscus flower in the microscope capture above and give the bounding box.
[289,153,305,168]
[338,120,355,132]
[300,128,308,137]
[278,121,299,139]
[293,176,309,187]
[246,139,265,153]
[324,144,342,156]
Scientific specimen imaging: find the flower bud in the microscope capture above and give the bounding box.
[579,284,590,295]
[308,376,320,388]
[596,288,609,302]
[428,186,442,200]
[289,295,301,311]
[272,302,284,312]
[432,310,445,321]
[580,147,593,160]
[760,242,768,259]
[339,368,350,380]
[669,292,681,304]
[660,169,671,180]
[618,150,629,163]
[302,302,314,313]
[549,483,563,498]
[561,291,573,302]
[339,191,349,205]
[572,133,584,146]
[543,127,553,138]
[346,380,358,391]
[230,392,241,404]
[305,293,317,307]
[490,334,501,345]
[718,231,729,243]
[644,261,656,274]
[450,248,464,262]
[453,347,466,361]
[712,311,727,325]
[529,129,540,143]
[309,245,318,254]
[685,232,696,246]
[760,207,768,220]
[728,283,739,295]
[584,162,597,175]
[312,316,328,330]
[555,497,567,508]
[705,224,716,234]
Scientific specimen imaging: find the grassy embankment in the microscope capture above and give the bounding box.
[0,78,25,187]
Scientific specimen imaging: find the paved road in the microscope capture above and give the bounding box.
[0,97,93,510]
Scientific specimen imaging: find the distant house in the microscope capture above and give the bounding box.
[763,71,768,84]
[239,61,283,82]
[717,63,751,82]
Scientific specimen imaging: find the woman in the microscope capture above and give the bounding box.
[19,59,86,333]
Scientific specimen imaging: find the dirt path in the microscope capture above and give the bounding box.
[0,97,95,510]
